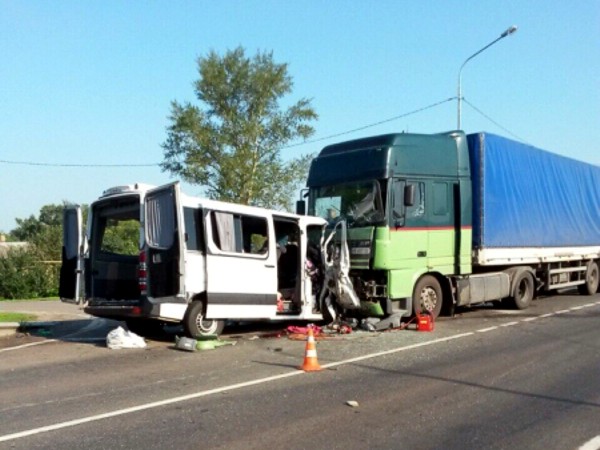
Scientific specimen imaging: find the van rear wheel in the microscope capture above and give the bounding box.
[184,301,225,338]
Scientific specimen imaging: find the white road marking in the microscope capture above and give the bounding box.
[570,306,585,311]
[2,302,599,443]
[477,326,498,333]
[579,435,600,450]
[521,317,538,322]
[555,309,570,314]
[500,321,519,327]
[0,331,474,443]
[0,340,58,353]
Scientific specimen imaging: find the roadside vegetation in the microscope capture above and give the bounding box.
[0,204,87,300]
[0,312,36,323]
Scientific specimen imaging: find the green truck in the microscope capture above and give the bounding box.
[300,131,600,328]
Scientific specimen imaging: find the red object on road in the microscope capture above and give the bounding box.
[416,313,434,332]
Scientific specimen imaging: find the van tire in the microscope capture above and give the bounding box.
[412,275,443,318]
[183,301,225,338]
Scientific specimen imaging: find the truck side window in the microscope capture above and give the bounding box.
[406,182,425,219]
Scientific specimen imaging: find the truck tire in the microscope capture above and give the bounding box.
[578,261,599,295]
[413,275,443,318]
[183,301,225,338]
[509,269,535,310]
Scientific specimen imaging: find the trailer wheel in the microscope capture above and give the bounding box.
[413,275,443,318]
[509,269,535,310]
[578,261,599,295]
[183,301,225,338]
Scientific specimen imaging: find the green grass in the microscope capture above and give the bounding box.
[0,312,37,323]
[0,297,59,302]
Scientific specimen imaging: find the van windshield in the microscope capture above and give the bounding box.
[310,180,384,227]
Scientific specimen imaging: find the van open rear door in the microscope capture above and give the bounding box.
[144,183,186,300]
[59,205,84,304]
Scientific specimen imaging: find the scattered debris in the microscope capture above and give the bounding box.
[106,326,146,349]
[173,335,236,352]
[346,400,359,408]
[175,336,197,352]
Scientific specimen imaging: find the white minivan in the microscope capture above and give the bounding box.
[59,182,357,337]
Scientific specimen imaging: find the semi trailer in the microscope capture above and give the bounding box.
[301,131,600,323]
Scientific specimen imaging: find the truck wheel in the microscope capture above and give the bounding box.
[577,261,599,295]
[509,269,535,310]
[413,275,443,318]
[183,301,225,338]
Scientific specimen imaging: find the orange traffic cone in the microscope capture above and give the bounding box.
[299,325,322,372]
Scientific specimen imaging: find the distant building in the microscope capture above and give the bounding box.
[0,236,29,257]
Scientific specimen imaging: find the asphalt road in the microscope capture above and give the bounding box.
[1,293,600,450]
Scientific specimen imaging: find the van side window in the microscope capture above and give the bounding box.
[210,211,268,255]
[183,207,205,252]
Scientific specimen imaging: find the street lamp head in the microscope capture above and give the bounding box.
[500,25,518,38]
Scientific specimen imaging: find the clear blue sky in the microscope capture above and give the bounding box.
[1,1,598,232]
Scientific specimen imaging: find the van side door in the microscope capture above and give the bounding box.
[144,183,186,300]
[59,205,84,304]
[204,209,278,319]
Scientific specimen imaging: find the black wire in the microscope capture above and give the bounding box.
[1,96,527,168]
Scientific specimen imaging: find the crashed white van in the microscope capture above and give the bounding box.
[59,182,357,337]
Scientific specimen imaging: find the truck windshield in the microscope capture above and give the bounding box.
[310,181,384,226]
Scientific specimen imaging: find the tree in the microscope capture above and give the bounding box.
[161,47,317,210]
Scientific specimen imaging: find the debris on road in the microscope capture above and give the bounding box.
[173,335,236,352]
[106,326,147,349]
[346,400,359,408]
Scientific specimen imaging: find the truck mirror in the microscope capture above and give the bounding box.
[296,200,306,215]
[404,184,415,207]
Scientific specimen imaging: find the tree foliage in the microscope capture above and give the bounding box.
[161,47,317,210]
[2,204,86,299]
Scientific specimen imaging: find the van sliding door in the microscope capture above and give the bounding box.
[204,210,277,319]
[144,183,185,300]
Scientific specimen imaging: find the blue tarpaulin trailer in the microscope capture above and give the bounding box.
[467,132,600,266]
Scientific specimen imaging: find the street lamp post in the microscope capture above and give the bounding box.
[457,25,518,129]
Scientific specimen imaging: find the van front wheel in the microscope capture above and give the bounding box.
[184,301,225,338]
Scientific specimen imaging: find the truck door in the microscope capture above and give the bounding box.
[144,183,186,300]
[204,209,278,319]
[59,205,84,304]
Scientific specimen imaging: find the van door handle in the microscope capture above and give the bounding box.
[417,251,427,257]
[265,264,275,268]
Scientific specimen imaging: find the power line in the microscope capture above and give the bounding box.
[462,98,529,144]
[282,97,457,149]
[0,159,159,168]
[0,96,462,168]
